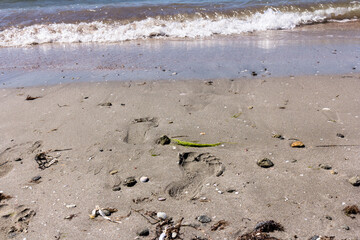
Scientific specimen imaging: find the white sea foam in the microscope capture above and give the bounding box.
[0,5,359,47]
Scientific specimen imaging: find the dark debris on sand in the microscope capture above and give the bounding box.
[238,220,284,240]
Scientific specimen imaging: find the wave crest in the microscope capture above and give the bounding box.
[1,4,359,47]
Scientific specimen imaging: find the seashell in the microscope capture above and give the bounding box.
[140,176,149,183]
[101,209,111,216]
[159,232,166,240]
[291,141,305,148]
[157,212,167,220]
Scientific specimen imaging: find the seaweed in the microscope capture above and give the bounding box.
[172,139,222,148]
[343,205,360,217]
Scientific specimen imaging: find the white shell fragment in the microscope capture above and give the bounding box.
[157,212,167,220]
[66,204,76,208]
[140,176,149,183]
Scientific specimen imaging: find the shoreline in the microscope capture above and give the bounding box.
[1,21,360,88]
[1,74,360,239]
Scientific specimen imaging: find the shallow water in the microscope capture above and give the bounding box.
[1,22,359,87]
[0,0,359,47]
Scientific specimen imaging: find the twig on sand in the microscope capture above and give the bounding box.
[315,144,360,148]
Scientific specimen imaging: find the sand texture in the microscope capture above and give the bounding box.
[0,75,360,239]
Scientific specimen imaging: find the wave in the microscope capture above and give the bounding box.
[1,3,359,47]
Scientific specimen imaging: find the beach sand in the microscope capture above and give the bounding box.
[1,74,360,239]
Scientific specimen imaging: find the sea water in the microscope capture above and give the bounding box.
[0,0,359,87]
[0,0,359,47]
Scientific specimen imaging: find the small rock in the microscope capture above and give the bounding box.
[140,176,149,183]
[348,176,360,186]
[291,141,305,148]
[31,176,41,182]
[171,232,177,238]
[66,204,76,208]
[157,212,167,220]
[109,170,118,175]
[342,225,350,230]
[156,135,171,145]
[197,215,212,223]
[112,186,121,191]
[15,158,22,162]
[319,164,332,170]
[330,170,338,175]
[251,71,257,76]
[325,215,333,220]
[336,133,345,138]
[309,236,320,240]
[158,197,166,201]
[257,158,274,168]
[124,177,137,187]
[99,102,112,107]
[137,228,150,237]
[226,188,236,193]
[272,134,284,140]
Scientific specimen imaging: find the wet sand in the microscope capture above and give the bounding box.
[1,74,360,239]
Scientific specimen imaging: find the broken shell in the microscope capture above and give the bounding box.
[157,212,167,220]
[291,141,305,148]
[140,176,149,183]
[159,232,166,240]
[101,209,111,216]
[90,209,98,218]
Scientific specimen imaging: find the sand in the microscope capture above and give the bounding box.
[0,74,360,239]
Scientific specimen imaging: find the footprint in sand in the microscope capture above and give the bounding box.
[123,117,158,144]
[0,202,36,239]
[166,152,225,199]
[0,141,42,178]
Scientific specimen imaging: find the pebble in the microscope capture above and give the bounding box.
[319,164,332,170]
[156,135,171,145]
[348,176,360,186]
[158,197,166,201]
[336,133,345,138]
[157,212,167,220]
[140,176,149,183]
[226,188,236,193]
[112,186,121,191]
[137,228,150,237]
[31,176,41,182]
[325,215,333,220]
[197,215,212,223]
[291,141,305,148]
[342,225,350,230]
[109,170,118,175]
[257,158,274,168]
[66,204,76,208]
[124,177,137,187]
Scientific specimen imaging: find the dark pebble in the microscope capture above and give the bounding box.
[137,228,150,237]
[325,215,333,220]
[31,176,41,182]
[123,177,137,187]
[336,133,345,138]
[251,71,257,76]
[15,158,22,162]
[112,186,121,191]
[257,158,274,168]
[156,135,171,145]
[197,215,212,223]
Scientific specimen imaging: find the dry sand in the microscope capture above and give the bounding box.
[0,74,360,239]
